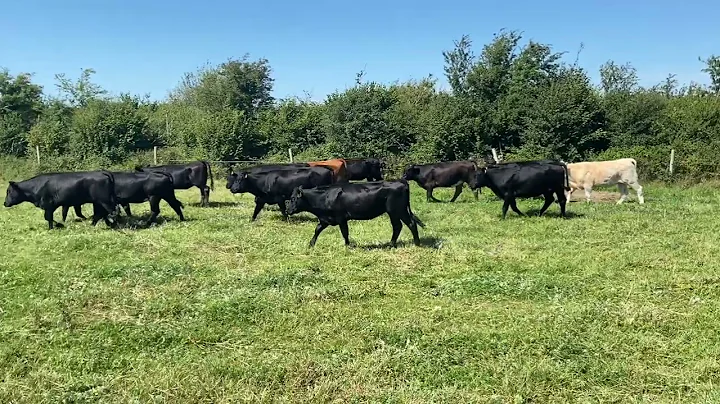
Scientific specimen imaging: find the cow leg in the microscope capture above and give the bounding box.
[629,182,644,204]
[538,193,555,216]
[147,196,161,225]
[199,187,206,207]
[473,188,479,201]
[251,198,266,221]
[339,220,351,246]
[163,195,185,221]
[508,198,525,217]
[203,186,211,207]
[389,217,403,248]
[61,206,83,222]
[278,202,288,220]
[309,222,329,247]
[122,203,132,217]
[426,188,441,203]
[98,201,119,228]
[584,185,593,203]
[74,205,87,220]
[94,201,118,228]
[449,185,463,202]
[44,207,62,229]
[556,189,568,218]
[616,183,629,204]
[399,212,421,246]
[501,199,510,219]
[90,203,106,226]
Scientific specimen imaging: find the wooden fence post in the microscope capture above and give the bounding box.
[669,149,675,174]
[153,146,158,165]
[491,148,500,163]
[288,148,294,163]
[35,145,40,165]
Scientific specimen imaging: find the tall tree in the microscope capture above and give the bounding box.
[442,35,475,96]
[171,55,274,115]
[0,69,44,156]
[700,55,720,95]
[54,68,107,107]
[522,67,605,160]
[599,61,638,94]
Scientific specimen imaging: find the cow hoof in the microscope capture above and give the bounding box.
[54,223,65,229]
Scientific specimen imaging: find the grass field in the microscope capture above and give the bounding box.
[2,181,720,403]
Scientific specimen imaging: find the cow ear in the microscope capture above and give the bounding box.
[8,181,16,188]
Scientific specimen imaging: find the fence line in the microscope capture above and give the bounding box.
[26,146,680,180]
[167,160,279,164]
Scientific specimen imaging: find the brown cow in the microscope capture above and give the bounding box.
[307,159,348,182]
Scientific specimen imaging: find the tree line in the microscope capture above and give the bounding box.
[2,30,720,181]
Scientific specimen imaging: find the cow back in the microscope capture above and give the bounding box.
[485,163,566,198]
[10,171,116,208]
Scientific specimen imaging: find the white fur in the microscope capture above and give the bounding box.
[566,158,644,204]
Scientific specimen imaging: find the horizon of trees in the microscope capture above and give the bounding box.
[2,29,720,181]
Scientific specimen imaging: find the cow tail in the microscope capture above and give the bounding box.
[562,163,570,191]
[101,170,119,210]
[157,171,183,208]
[203,160,215,191]
[160,171,174,185]
[404,182,426,228]
[410,208,426,228]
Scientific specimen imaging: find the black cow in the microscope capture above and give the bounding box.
[136,160,213,207]
[229,166,334,221]
[284,180,425,248]
[63,171,185,225]
[343,158,384,181]
[401,161,478,202]
[469,160,570,219]
[225,163,311,189]
[4,171,118,229]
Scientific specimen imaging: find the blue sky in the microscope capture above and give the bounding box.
[2,0,717,102]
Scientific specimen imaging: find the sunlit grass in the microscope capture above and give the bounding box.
[2,181,720,402]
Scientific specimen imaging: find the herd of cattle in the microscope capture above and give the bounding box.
[2,157,644,246]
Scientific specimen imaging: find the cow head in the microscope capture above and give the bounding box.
[229,172,249,194]
[285,186,306,215]
[225,172,238,189]
[401,165,420,181]
[4,181,25,207]
[370,160,384,181]
[468,169,488,192]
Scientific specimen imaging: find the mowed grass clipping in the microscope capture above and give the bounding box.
[2,181,720,403]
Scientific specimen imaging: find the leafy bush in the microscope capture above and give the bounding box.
[593,146,672,181]
[258,98,325,155]
[0,112,27,157]
[69,96,154,162]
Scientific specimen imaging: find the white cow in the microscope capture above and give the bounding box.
[566,158,644,204]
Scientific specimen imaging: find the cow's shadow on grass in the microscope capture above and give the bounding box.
[112,213,194,230]
[515,208,585,219]
[360,236,443,250]
[281,215,317,224]
[187,201,239,208]
[426,199,480,204]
